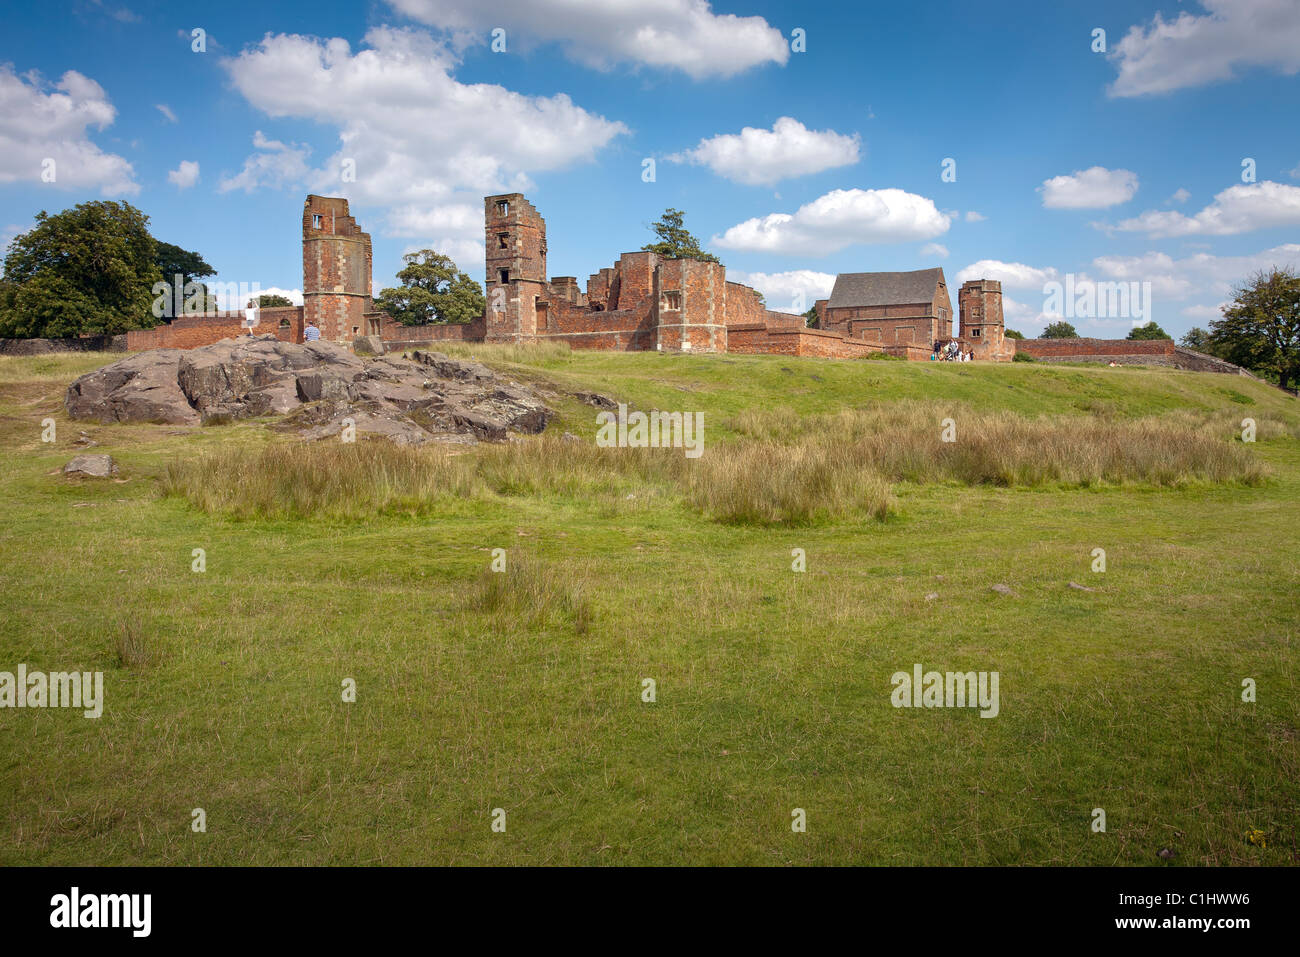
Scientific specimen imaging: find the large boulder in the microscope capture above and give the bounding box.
[64,349,198,425]
[65,336,553,444]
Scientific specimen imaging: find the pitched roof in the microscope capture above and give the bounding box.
[827,268,945,309]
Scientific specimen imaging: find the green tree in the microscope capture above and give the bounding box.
[374,250,484,326]
[803,306,819,329]
[1039,320,1079,339]
[154,241,215,318]
[253,293,294,308]
[1126,321,1172,340]
[0,201,162,338]
[1004,329,1025,340]
[1180,326,1212,350]
[1209,268,1300,392]
[642,209,719,263]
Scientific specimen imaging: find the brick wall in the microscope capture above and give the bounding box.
[727,323,913,359]
[1015,338,1176,359]
[378,314,485,348]
[724,282,767,326]
[126,307,303,350]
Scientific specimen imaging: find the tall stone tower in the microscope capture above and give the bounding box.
[484,193,547,342]
[302,195,373,342]
[958,279,1009,359]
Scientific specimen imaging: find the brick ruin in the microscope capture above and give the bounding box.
[121,193,999,359]
[111,193,1241,373]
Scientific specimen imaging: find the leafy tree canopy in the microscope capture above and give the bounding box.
[1126,321,1172,340]
[374,250,485,326]
[1039,320,1079,339]
[1180,326,1212,350]
[1004,328,1025,340]
[154,241,214,288]
[1209,267,1300,392]
[642,209,719,263]
[252,293,294,308]
[803,306,819,329]
[0,201,163,338]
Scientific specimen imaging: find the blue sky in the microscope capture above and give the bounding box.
[2,0,1299,336]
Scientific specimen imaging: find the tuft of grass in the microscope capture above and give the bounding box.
[464,557,593,635]
[114,617,159,670]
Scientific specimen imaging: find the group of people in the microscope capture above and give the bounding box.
[931,340,974,362]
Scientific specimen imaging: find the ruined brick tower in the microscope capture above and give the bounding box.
[303,195,373,342]
[958,279,1010,359]
[654,258,728,352]
[484,193,547,342]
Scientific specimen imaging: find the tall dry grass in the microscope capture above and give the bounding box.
[161,441,477,520]
[726,402,1269,487]
[162,401,1269,525]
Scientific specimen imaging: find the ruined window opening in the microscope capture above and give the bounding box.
[496,200,509,216]
[661,290,682,311]
[972,328,982,337]
[312,214,322,229]
[499,269,509,285]
[497,232,509,249]
[279,318,290,328]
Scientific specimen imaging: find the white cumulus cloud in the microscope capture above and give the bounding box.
[1039,166,1138,209]
[1108,181,1300,238]
[167,160,199,189]
[713,188,950,256]
[221,28,628,245]
[667,117,859,186]
[387,0,789,79]
[727,269,835,313]
[1108,0,1300,97]
[920,242,949,259]
[955,260,1060,289]
[0,65,137,195]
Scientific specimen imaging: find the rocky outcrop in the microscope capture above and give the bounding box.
[65,335,553,444]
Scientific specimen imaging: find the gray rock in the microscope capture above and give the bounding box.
[63,454,117,477]
[351,334,385,356]
[67,335,552,444]
[64,348,198,425]
[574,391,618,410]
[990,583,1016,596]
[1068,581,1097,592]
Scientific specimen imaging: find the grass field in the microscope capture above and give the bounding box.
[1,347,1297,865]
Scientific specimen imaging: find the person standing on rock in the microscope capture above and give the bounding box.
[303,321,320,342]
